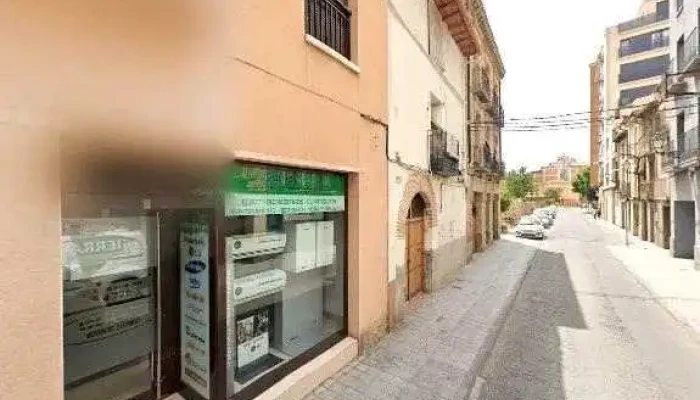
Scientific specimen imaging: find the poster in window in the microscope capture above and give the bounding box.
[180,219,211,399]
[236,310,270,369]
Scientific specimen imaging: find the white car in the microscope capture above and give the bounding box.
[533,210,553,228]
[515,216,545,240]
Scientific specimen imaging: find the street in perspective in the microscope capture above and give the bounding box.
[3,0,700,400]
[307,209,700,400]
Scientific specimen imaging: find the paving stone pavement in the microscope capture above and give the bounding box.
[594,216,700,336]
[304,235,544,400]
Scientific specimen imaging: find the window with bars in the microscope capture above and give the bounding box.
[305,0,352,59]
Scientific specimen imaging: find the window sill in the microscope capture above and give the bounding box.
[305,34,360,75]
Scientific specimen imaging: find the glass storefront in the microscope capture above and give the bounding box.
[61,162,348,400]
[223,164,347,397]
[62,216,158,400]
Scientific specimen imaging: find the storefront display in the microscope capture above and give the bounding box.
[180,218,211,399]
[61,164,348,400]
[224,164,347,398]
[62,217,156,400]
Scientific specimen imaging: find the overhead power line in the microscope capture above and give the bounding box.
[497,93,698,123]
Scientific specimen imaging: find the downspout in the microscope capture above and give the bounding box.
[466,57,472,166]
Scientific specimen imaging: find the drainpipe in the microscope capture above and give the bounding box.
[466,58,472,166]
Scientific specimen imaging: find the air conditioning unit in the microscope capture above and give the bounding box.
[231,269,287,304]
[227,233,287,260]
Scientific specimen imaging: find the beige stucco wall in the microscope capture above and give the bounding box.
[1,0,387,398]
[1,1,234,399]
[232,0,389,347]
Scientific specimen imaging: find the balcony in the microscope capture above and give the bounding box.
[679,27,700,74]
[677,126,700,167]
[619,55,669,84]
[487,92,500,118]
[306,0,352,59]
[618,11,668,33]
[429,122,461,177]
[473,67,490,103]
[619,35,669,58]
[639,181,654,199]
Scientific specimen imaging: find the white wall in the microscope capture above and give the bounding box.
[387,2,466,169]
[668,0,699,200]
[387,0,468,283]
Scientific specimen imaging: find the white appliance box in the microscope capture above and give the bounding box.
[227,233,287,260]
[232,269,287,304]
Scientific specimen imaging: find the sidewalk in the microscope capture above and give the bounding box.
[304,237,541,400]
[593,217,700,336]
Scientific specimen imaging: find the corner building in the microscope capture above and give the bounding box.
[0,1,388,400]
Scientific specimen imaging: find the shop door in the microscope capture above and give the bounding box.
[406,217,425,299]
[62,215,159,400]
[648,203,655,243]
[154,209,215,400]
[663,206,671,249]
[473,193,483,253]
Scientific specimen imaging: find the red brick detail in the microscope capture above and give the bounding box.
[396,172,437,237]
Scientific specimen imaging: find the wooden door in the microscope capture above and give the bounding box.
[406,217,425,299]
[663,206,671,249]
[473,201,482,253]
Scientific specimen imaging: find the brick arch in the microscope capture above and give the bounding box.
[396,172,437,237]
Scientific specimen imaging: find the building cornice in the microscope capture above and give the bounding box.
[470,0,505,77]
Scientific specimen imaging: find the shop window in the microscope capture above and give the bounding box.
[62,215,159,400]
[222,163,347,398]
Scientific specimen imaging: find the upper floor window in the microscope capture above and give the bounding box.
[306,0,351,59]
[619,29,669,57]
[618,55,669,83]
[619,85,657,107]
[427,1,445,69]
[656,0,670,20]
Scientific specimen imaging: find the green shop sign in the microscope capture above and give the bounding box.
[224,164,346,216]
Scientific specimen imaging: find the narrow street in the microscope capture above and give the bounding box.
[310,209,700,400]
[475,210,700,400]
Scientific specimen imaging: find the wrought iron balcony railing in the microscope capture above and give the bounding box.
[679,27,700,74]
[429,122,461,177]
[306,0,351,59]
[473,66,490,103]
[677,126,700,165]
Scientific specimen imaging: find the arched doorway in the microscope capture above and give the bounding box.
[405,195,426,299]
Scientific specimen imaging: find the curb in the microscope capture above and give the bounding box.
[463,245,540,399]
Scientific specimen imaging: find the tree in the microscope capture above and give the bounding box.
[572,167,592,201]
[543,188,562,204]
[504,169,535,199]
[500,195,512,212]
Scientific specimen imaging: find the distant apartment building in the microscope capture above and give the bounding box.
[531,155,589,206]
[601,0,671,226]
[590,51,605,188]
[664,0,700,264]
[615,96,672,249]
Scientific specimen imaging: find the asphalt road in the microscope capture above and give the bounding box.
[475,209,700,400]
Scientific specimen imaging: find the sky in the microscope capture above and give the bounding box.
[484,0,643,171]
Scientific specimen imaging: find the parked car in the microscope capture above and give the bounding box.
[545,206,557,219]
[533,210,553,228]
[515,216,545,240]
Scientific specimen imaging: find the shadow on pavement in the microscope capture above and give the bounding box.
[477,247,587,400]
